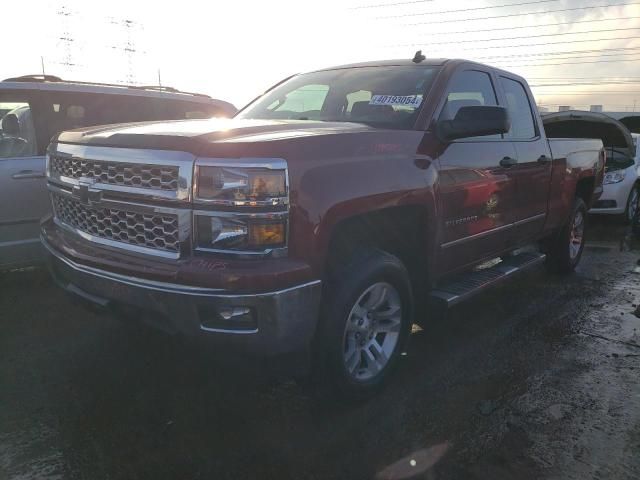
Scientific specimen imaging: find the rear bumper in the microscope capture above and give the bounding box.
[43,236,322,356]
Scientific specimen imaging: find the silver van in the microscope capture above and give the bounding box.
[0,75,235,270]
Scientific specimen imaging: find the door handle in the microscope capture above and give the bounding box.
[537,155,551,164]
[499,156,518,168]
[11,170,46,179]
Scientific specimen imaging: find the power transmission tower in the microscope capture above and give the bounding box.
[108,17,143,85]
[56,3,77,69]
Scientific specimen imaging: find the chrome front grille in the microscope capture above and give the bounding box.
[50,156,179,191]
[51,193,181,253]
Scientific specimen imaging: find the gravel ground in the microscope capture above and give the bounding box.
[1,219,639,480]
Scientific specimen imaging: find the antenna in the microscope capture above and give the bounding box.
[158,69,162,89]
[41,56,46,76]
[412,50,426,63]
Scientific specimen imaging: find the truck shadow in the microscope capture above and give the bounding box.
[5,218,638,480]
[46,260,597,479]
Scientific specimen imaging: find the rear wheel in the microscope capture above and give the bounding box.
[545,197,587,274]
[623,185,640,225]
[317,249,413,398]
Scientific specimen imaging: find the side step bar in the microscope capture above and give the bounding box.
[429,252,546,308]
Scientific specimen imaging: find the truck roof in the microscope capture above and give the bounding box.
[312,58,527,82]
[314,58,450,71]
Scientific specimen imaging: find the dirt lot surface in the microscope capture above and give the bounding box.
[2,219,640,480]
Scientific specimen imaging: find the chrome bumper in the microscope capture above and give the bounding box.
[42,237,322,356]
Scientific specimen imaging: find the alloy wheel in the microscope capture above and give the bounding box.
[342,282,402,381]
[627,188,639,223]
[569,210,585,260]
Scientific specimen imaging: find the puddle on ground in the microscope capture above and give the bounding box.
[587,219,640,252]
[585,245,615,253]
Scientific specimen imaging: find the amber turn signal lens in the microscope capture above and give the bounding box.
[248,223,286,247]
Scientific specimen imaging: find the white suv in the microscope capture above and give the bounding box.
[590,133,640,223]
[0,75,236,270]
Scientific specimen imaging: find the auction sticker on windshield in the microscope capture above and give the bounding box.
[369,95,423,107]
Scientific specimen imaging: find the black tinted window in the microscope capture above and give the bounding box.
[42,92,225,139]
[500,77,536,140]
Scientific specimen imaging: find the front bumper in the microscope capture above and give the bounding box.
[43,236,322,356]
[590,172,635,215]
[590,201,624,215]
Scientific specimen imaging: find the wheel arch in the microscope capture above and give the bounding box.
[575,175,596,207]
[321,204,435,296]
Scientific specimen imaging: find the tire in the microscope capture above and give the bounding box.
[546,197,588,274]
[622,185,640,225]
[316,248,413,399]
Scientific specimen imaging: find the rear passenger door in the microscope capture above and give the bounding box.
[436,69,519,274]
[0,91,50,269]
[498,76,552,240]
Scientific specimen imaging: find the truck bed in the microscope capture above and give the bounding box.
[548,138,604,164]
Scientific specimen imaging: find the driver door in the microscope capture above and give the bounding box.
[436,69,519,274]
[0,91,49,269]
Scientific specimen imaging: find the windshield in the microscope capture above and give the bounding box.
[237,65,440,129]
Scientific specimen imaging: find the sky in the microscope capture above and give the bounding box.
[4,0,640,112]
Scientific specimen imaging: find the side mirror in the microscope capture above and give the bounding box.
[437,106,511,142]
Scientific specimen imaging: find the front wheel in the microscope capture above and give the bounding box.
[318,249,413,398]
[545,197,587,274]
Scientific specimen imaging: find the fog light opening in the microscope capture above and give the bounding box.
[199,305,258,332]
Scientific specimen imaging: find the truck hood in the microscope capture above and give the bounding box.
[54,118,377,153]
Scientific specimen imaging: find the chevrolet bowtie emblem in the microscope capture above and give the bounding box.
[72,178,102,206]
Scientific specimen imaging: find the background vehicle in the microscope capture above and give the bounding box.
[41,58,605,397]
[544,111,639,223]
[0,74,236,270]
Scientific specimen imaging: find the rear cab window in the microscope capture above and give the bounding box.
[499,76,537,140]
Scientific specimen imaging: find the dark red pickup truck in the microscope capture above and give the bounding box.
[41,58,606,396]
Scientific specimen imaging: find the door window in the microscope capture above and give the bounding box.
[440,70,498,120]
[0,99,37,158]
[500,77,537,140]
[440,70,501,140]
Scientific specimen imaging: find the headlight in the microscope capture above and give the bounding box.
[193,160,289,254]
[604,170,626,184]
[195,213,287,252]
[195,165,287,206]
